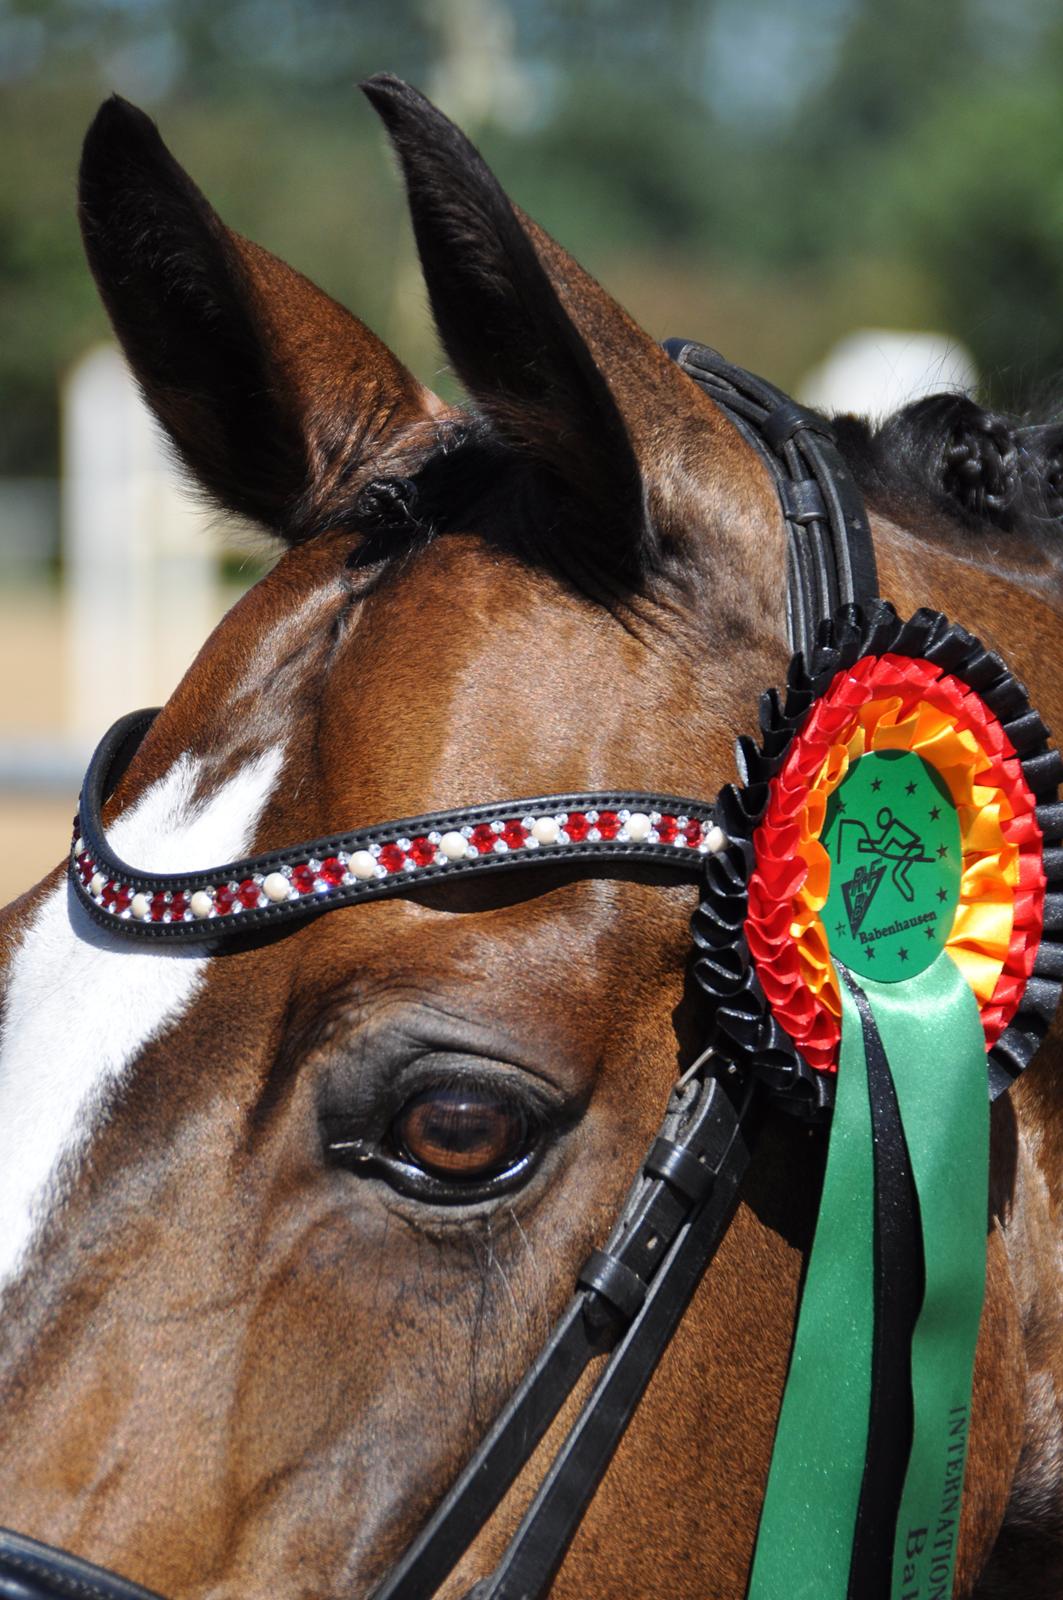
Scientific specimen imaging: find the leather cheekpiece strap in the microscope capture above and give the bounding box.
[577,1249,648,1322]
[369,1073,755,1600]
[644,1135,716,1201]
[466,1076,755,1600]
[663,338,879,661]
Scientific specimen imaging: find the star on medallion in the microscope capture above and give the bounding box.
[905,781,917,796]
[925,925,937,940]
[897,947,909,962]
[937,887,948,902]
[929,806,941,821]
[835,922,847,938]
[937,844,948,859]
[866,946,875,960]
[870,777,882,792]
[835,798,846,815]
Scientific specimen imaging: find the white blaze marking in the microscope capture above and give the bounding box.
[0,746,284,1289]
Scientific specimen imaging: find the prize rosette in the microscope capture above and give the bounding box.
[693,600,1063,1115]
[694,601,1063,1600]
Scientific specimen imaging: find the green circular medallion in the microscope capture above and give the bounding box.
[821,751,962,983]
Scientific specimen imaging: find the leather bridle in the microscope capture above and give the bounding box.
[0,342,879,1600]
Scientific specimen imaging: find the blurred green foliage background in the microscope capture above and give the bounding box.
[4,0,1063,480]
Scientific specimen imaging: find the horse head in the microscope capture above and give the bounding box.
[2,74,1062,1600]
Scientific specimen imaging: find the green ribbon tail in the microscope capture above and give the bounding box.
[858,955,989,1600]
[746,977,876,1600]
[748,949,989,1600]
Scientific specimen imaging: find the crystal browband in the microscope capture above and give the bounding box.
[72,742,725,946]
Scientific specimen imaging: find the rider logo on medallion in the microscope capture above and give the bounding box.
[822,750,962,983]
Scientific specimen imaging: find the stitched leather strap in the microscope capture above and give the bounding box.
[663,339,879,661]
[0,1530,164,1600]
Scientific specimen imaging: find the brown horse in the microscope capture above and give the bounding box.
[1,74,1061,1600]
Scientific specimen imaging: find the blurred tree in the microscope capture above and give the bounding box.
[3,0,1063,482]
[886,64,1063,401]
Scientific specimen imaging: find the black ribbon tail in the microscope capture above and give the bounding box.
[842,972,924,1600]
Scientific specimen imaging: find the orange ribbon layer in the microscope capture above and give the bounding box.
[747,654,1045,1073]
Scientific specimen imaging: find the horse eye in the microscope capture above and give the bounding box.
[393,1087,529,1180]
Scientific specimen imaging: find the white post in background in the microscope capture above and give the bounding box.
[799,331,979,420]
[63,344,218,749]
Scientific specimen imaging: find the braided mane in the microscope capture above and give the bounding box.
[833,395,1063,549]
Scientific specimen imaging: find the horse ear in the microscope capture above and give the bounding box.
[78,96,449,543]
[362,74,737,581]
